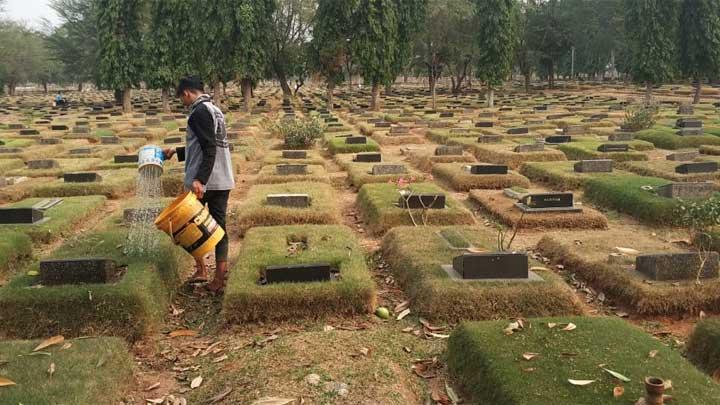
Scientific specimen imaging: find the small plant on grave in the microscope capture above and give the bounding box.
[393,176,437,227]
[675,197,720,284]
[493,212,525,252]
[262,115,326,149]
[622,101,659,132]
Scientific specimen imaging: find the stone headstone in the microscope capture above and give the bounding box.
[597,143,629,153]
[514,143,544,153]
[390,126,410,135]
[100,136,120,144]
[675,162,718,174]
[507,127,529,135]
[0,147,22,153]
[375,121,391,128]
[452,252,528,279]
[545,135,571,144]
[28,159,59,169]
[371,164,407,175]
[19,129,39,136]
[266,193,311,208]
[521,192,574,208]
[345,136,367,144]
[475,121,494,128]
[464,164,508,175]
[114,155,139,164]
[39,138,62,145]
[164,137,182,144]
[72,126,90,134]
[282,150,307,159]
[51,125,69,131]
[276,164,308,175]
[398,193,446,209]
[676,118,702,128]
[563,126,584,136]
[64,172,102,183]
[145,118,161,126]
[478,135,503,143]
[70,148,92,155]
[636,252,718,281]
[434,145,464,156]
[0,207,44,224]
[265,263,331,284]
[656,182,714,199]
[39,258,124,285]
[666,151,699,161]
[354,152,382,162]
[677,128,704,136]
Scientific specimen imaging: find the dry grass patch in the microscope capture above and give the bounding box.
[432,163,530,191]
[30,169,136,198]
[372,130,426,145]
[448,138,567,169]
[401,145,476,172]
[262,149,327,166]
[520,161,631,190]
[255,164,330,184]
[617,157,720,182]
[334,154,427,187]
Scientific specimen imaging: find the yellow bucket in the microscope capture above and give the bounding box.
[154,192,225,260]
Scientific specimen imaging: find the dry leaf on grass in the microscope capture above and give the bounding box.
[254,334,279,347]
[426,332,450,339]
[33,335,64,352]
[394,301,409,313]
[603,368,630,382]
[419,318,446,332]
[396,308,411,320]
[208,387,233,404]
[0,377,16,387]
[250,397,295,405]
[144,382,161,391]
[613,386,624,398]
[169,329,198,338]
[445,383,459,404]
[522,352,539,361]
[568,379,596,386]
[504,319,525,335]
[190,376,203,389]
[648,350,659,358]
[146,397,165,404]
[412,358,441,379]
[47,363,55,378]
[615,247,639,255]
[61,342,72,350]
[560,323,577,331]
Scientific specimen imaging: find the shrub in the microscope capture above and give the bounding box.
[263,116,325,149]
[622,102,659,131]
[687,318,720,375]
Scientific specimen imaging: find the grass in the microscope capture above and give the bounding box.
[635,125,720,150]
[448,138,567,169]
[334,154,428,187]
[262,150,327,166]
[371,131,426,146]
[30,168,136,199]
[223,225,376,323]
[7,157,103,178]
[555,139,651,162]
[255,164,330,184]
[357,182,476,235]
[233,182,340,235]
[381,226,581,322]
[617,158,720,182]
[0,195,106,243]
[401,146,476,172]
[0,231,32,280]
[536,235,720,315]
[583,175,685,225]
[0,337,134,403]
[432,163,530,191]
[687,317,720,376]
[326,136,380,154]
[0,158,24,174]
[520,161,626,190]
[0,220,184,341]
[448,317,720,405]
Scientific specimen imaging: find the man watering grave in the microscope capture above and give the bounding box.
[161,76,235,294]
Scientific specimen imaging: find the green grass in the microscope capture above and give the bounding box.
[255,164,330,184]
[432,163,530,191]
[233,182,340,234]
[555,139,651,162]
[1,196,106,243]
[382,226,581,321]
[618,158,720,182]
[0,220,184,341]
[30,169,136,199]
[1,138,34,148]
[326,136,380,154]
[0,337,133,403]
[262,150,327,166]
[448,317,720,405]
[687,318,720,375]
[635,125,720,150]
[447,138,567,169]
[343,160,428,187]
[0,231,32,279]
[357,182,475,235]
[583,175,681,225]
[520,161,625,190]
[7,157,103,178]
[223,225,376,323]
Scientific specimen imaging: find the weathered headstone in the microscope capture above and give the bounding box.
[28,159,59,169]
[266,193,311,208]
[507,127,529,135]
[609,132,634,141]
[398,193,446,209]
[677,104,694,115]
[19,129,39,136]
[656,182,714,199]
[545,135,571,144]
[100,136,120,144]
[64,172,102,183]
[345,136,367,144]
[514,143,544,153]
[435,145,464,156]
[636,252,718,281]
[675,162,718,174]
[276,164,308,175]
[371,164,407,175]
[40,258,124,285]
[597,143,629,152]
[38,138,62,145]
[475,121,494,128]
[666,151,699,161]
[452,252,528,279]
[478,135,503,143]
[265,263,331,284]
[0,207,44,224]
[574,159,613,173]
[354,152,382,162]
[114,155,139,164]
[282,150,307,159]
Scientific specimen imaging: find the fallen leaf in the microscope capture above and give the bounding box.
[145,398,165,404]
[504,321,523,335]
[561,323,577,331]
[419,318,445,332]
[61,342,72,350]
[190,376,203,389]
[522,352,539,361]
[648,350,659,358]
[664,379,672,390]
[445,383,459,404]
[33,335,64,352]
[212,354,228,363]
[255,334,279,347]
[169,329,198,338]
[615,247,640,255]
[208,387,233,404]
[603,368,631,382]
[0,377,16,387]
[426,332,450,339]
[250,398,295,405]
[359,347,370,356]
[547,323,557,329]
[522,368,536,372]
[394,301,409,313]
[396,308,410,320]
[568,379,596,386]
[403,346,412,353]
[144,382,160,391]
[47,362,55,377]
[613,386,624,398]
[401,327,414,333]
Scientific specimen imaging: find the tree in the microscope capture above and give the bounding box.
[235,0,275,111]
[388,0,426,94]
[625,0,679,101]
[268,0,315,101]
[527,0,570,89]
[309,0,355,110]
[47,0,98,89]
[679,0,720,104]
[513,0,536,93]
[96,0,144,112]
[353,0,398,111]
[145,0,193,111]
[0,22,49,95]
[474,0,517,107]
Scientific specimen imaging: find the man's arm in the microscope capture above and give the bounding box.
[188,104,217,185]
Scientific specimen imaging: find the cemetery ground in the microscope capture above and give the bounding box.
[2,83,720,404]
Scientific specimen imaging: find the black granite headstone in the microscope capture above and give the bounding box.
[0,208,44,224]
[452,252,528,279]
[265,263,331,284]
[40,258,123,285]
[675,162,718,174]
[398,193,446,209]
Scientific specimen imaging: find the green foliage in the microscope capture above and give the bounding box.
[0,22,57,94]
[624,0,679,85]
[268,0,315,96]
[353,0,399,86]
[96,0,144,91]
[310,0,356,86]
[47,0,98,85]
[687,317,720,375]
[474,0,517,87]
[390,0,427,79]
[263,116,326,149]
[235,0,275,82]
[526,0,570,86]
[676,196,720,233]
[622,102,660,131]
[144,0,192,90]
[679,0,720,80]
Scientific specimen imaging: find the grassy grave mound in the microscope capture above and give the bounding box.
[469,190,608,229]
[0,195,106,244]
[233,182,340,235]
[448,138,567,169]
[223,225,376,323]
[334,154,428,187]
[555,139,651,162]
[381,226,581,321]
[0,231,33,280]
[326,136,380,154]
[371,130,426,146]
[357,182,475,235]
[0,337,133,403]
[699,145,720,155]
[401,145,476,172]
[432,163,530,191]
[448,317,720,405]
[255,164,330,184]
[0,222,184,341]
[520,161,625,190]
[617,158,720,182]
[536,235,720,315]
[583,175,686,225]
[30,169,136,198]
[687,317,720,376]
[0,158,25,174]
[426,128,486,144]
[262,150,327,166]
[635,126,720,150]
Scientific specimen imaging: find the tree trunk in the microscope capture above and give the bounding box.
[8,82,16,96]
[645,81,652,103]
[487,87,495,108]
[430,75,437,110]
[524,72,530,94]
[241,78,252,112]
[548,62,555,89]
[275,64,292,101]
[326,81,335,111]
[114,89,122,105]
[212,81,222,105]
[385,83,392,96]
[161,88,170,112]
[450,77,457,95]
[43,82,48,94]
[371,82,380,111]
[122,86,132,113]
[693,78,702,104]
[78,82,83,92]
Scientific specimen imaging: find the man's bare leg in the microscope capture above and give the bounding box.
[189,256,209,283]
[207,260,227,292]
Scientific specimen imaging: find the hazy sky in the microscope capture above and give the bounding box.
[4,0,60,27]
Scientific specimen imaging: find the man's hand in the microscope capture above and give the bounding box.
[163,147,176,160]
[191,180,204,200]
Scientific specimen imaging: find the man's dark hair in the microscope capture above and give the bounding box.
[176,76,204,97]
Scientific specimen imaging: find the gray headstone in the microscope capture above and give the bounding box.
[574,159,613,173]
[666,151,699,161]
[434,145,464,156]
[636,252,718,281]
[276,164,308,175]
[371,164,407,175]
[656,182,714,199]
[514,143,544,153]
[266,193,311,208]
